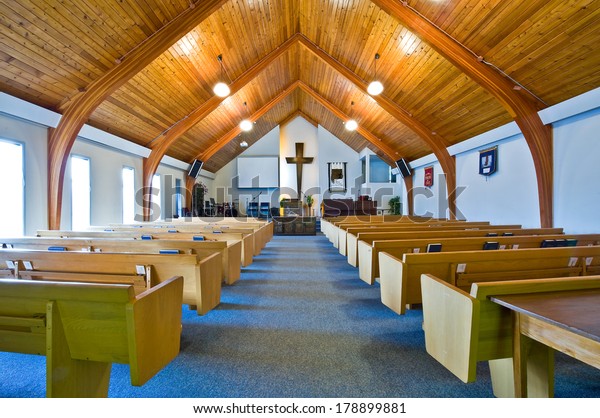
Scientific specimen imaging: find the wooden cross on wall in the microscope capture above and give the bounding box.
[285,142,313,196]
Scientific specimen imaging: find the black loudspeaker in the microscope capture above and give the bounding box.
[395,158,412,178]
[188,159,203,178]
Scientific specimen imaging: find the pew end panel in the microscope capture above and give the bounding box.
[420,274,480,383]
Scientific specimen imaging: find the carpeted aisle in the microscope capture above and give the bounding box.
[1,234,599,398]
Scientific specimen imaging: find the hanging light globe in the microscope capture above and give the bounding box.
[345,119,358,131]
[367,80,384,96]
[240,119,253,132]
[213,82,230,97]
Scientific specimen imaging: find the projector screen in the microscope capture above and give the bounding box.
[237,156,279,188]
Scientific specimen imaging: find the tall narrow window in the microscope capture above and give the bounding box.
[70,155,90,230]
[175,178,182,218]
[122,167,135,223]
[0,140,24,236]
[152,173,162,221]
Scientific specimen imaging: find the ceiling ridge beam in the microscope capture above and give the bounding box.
[46,0,228,229]
[371,0,553,226]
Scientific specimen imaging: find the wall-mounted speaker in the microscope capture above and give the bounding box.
[188,159,203,178]
[395,158,412,178]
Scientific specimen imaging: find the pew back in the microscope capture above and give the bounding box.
[378,245,600,315]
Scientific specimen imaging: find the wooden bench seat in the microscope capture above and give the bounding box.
[338,221,499,257]
[420,274,600,397]
[0,276,183,397]
[378,245,600,315]
[17,235,242,284]
[358,231,595,284]
[38,226,251,268]
[355,227,565,280]
[0,249,221,315]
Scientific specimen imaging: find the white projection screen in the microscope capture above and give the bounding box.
[237,156,279,188]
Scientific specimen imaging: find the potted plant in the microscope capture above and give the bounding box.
[305,195,314,208]
[388,196,401,215]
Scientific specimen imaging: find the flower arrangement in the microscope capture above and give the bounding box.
[305,195,314,207]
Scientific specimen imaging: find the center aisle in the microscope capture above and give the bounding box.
[110,233,494,397]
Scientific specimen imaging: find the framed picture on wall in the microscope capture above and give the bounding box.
[328,162,347,192]
[479,147,497,176]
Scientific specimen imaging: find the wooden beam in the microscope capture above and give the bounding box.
[372,0,553,227]
[298,33,456,219]
[46,0,228,229]
[280,110,319,128]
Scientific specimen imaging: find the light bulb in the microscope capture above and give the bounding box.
[213,82,230,97]
[240,119,253,131]
[367,80,384,96]
[240,140,248,148]
[345,119,358,131]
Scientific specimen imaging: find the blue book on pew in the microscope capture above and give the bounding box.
[426,243,442,253]
[141,235,153,240]
[486,232,498,237]
[566,239,578,247]
[168,230,178,233]
[193,236,205,241]
[541,239,556,247]
[159,249,179,254]
[482,241,499,250]
[212,230,223,234]
[48,246,67,251]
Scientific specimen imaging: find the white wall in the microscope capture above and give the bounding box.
[280,117,319,201]
[454,136,540,227]
[213,125,280,214]
[554,107,600,233]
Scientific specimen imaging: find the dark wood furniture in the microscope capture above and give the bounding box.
[491,289,600,397]
[273,216,316,235]
[321,199,377,217]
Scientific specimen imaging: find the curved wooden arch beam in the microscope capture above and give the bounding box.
[46,0,228,229]
[298,34,456,219]
[371,0,552,226]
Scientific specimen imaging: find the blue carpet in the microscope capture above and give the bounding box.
[1,234,599,398]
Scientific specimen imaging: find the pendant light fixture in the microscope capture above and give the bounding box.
[239,101,253,132]
[213,54,230,98]
[345,101,358,131]
[367,53,384,96]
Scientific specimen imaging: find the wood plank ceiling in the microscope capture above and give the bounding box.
[1,0,599,173]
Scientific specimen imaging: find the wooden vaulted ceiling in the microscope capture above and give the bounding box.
[1,0,599,175]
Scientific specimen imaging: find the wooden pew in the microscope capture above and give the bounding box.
[2,236,240,286]
[377,245,600,315]
[0,249,221,315]
[36,228,249,275]
[0,276,183,397]
[355,227,565,279]
[420,274,600,397]
[338,221,498,257]
[358,231,595,284]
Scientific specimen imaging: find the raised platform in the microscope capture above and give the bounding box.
[273,216,316,235]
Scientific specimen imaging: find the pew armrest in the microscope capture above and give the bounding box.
[421,274,480,383]
[127,275,184,386]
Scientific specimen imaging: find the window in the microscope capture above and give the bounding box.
[0,140,24,236]
[122,167,135,223]
[70,155,90,230]
[175,178,182,218]
[152,173,162,220]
